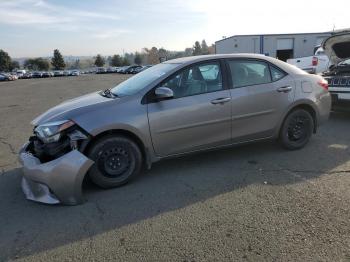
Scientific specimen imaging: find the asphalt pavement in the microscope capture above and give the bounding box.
[0,74,349,261]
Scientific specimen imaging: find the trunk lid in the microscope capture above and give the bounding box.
[323,30,350,65]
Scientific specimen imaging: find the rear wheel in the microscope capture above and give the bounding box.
[87,135,142,188]
[279,109,314,150]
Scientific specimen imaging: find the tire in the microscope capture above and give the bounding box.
[279,109,314,150]
[87,135,143,188]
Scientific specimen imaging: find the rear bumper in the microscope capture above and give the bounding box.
[18,142,94,205]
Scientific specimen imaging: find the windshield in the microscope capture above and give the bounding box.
[111,63,178,96]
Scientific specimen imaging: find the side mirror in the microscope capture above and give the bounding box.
[155,87,174,99]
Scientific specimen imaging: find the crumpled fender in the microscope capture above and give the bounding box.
[19,144,94,205]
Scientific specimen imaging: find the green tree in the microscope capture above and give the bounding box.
[0,49,12,72]
[122,57,130,66]
[51,49,66,70]
[24,59,35,70]
[201,40,209,55]
[192,41,202,56]
[134,52,142,65]
[111,54,122,66]
[38,58,50,71]
[94,54,105,67]
[24,58,50,71]
[10,60,20,71]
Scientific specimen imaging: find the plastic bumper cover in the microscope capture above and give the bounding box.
[18,142,94,205]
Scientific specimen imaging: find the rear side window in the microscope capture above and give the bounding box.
[270,66,286,82]
[228,60,271,88]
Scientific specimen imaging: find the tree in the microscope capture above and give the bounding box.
[201,40,209,55]
[158,48,167,62]
[134,52,142,65]
[37,58,50,71]
[192,41,202,56]
[111,54,122,66]
[10,61,20,71]
[51,49,66,70]
[122,57,130,66]
[94,54,105,67]
[24,59,34,70]
[144,47,159,64]
[0,49,12,72]
[124,52,135,65]
[24,58,50,71]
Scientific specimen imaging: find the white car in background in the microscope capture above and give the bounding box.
[287,47,330,74]
[16,69,26,78]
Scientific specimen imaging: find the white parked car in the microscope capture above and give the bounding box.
[287,47,330,74]
[16,70,26,78]
[71,70,80,76]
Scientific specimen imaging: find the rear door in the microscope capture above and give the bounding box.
[147,60,232,156]
[226,59,295,142]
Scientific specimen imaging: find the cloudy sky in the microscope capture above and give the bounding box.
[1,0,349,57]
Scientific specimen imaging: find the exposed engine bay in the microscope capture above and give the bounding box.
[323,61,350,77]
[26,122,91,163]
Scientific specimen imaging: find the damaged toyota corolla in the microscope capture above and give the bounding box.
[19,54,331,205]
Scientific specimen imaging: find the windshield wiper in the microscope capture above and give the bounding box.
[100,88,117,98]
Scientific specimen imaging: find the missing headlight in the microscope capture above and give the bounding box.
[30,124,90,162]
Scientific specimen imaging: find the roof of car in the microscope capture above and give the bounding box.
[164,53,274,64]
[163,53,307,75]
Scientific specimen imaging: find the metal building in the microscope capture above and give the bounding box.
[215,32,332,61]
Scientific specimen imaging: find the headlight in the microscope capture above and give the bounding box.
[35,120,75,143]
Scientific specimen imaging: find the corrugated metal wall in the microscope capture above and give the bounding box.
[216,33,332,58]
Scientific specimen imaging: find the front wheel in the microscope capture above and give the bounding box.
[87,135,143,188]
[279,109,314,150]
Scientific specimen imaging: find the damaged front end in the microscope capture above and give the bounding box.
[19,120,94,205]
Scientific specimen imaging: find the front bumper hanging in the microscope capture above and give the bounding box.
[19,142,94,205]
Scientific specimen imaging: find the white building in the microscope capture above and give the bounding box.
[215,32,332,61]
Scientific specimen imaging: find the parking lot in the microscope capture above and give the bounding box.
[0,74,349,261]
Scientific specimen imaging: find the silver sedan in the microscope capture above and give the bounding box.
[19,54,331,205]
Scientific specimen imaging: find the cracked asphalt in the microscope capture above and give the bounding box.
[0,74,350,261]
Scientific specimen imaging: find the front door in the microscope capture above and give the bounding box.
[147,61,232,156]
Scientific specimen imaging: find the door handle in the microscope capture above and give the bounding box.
[211,97,231,105]
[277,86,292,93]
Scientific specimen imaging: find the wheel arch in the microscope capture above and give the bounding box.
[278,101,318,136]
[82,129,152,169]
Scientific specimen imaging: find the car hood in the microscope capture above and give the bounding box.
[323,30,350,65]
[32,91,115,126]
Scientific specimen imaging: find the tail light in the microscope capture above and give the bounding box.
[312,57,318,66]
[318,79,328,91]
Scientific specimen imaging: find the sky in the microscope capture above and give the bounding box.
[1,0,349,58]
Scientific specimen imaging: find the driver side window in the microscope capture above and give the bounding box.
[161,62,223,99]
